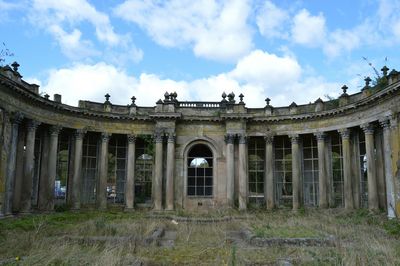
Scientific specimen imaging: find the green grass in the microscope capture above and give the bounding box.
[0,208,399,265]
[252,224,323,238]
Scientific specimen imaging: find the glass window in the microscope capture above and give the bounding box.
[248,138,265,204]
[303,135,319,206]
[274,136,292,207]
[331,133,344,207]
[187,144,213,197]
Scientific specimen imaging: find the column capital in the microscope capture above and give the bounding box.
[154,132,164,143]
[224,133,235,144]
[101,132,111,142]
[49,125,62,136]
[314,132,326,141]
[289,134,300,144]
[264,134,274,144]
[361,123,374,135]
[238,134,247,144]
[10,112,24,125]
[127,134,136,143]
[379,118,391,130]
[167,133,176,143]
[74,129,86,140]
[338,128,351,139]
[27,120,41,131]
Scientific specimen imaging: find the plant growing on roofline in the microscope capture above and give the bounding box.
[360,56,389,90]
[0,42,14,66]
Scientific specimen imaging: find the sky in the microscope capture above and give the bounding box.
[0,0,399,107]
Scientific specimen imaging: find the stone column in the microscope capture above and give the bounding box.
[315,132,328,208]
[374,132,386,209]
[290,134,301,210]
[97,132,110,210]
[339,128,354,209]
[166,134,175,211]
[225,133,235,207]
[238,134,248,210]
[380,119,396,218]
[20,120,40,213]
[125,134,136,210]
[351,132,361,208]
[361,123,379,210]
[153,132,163,210]
[4,113,23,215]
[13,129,25,212]
[38,131,49,210]
[264,135,274,209]
[46,125,61,211]
[71,129,85,210]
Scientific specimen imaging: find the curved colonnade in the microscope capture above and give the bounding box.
[0,64,399,218]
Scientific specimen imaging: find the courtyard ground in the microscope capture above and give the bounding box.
[0,207,399,265]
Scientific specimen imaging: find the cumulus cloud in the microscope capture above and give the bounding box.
[28,0,142,62]
[114,0,253,62]
[256,1,289,39]
[291,9,326,47]
[39,50,338,108]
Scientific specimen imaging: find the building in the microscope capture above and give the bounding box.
[0,63,399,218]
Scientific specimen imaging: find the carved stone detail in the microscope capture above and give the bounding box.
[224,133,235,144]
[338,128,350,139]
[127,134,136,143]
[379,119,390,130]
[27,120,40,131]
[238,134,247,144]
[361,123,374,135]
[101,132,111,142]
[314,132,326,141]
[154,132,164,143]
[167,133,176,143]
[289,134,299,144]
[49,125,62,136]
[264,135,274,144]
[74,129,86,140]
[10,112,24,124]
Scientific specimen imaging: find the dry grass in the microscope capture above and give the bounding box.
[0,208,399,265]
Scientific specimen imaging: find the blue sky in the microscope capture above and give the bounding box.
[1,0,399,107]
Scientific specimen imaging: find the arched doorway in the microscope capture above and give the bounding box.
[187,144,213,197]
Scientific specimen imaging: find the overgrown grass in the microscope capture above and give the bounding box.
[0,208,399,265]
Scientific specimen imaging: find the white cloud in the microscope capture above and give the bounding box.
[114,0,253,62]
[29,0,142,62]
[38,50,338,108]
[256,1,289,39]
[291,9,326,47]
[48,25,99,60]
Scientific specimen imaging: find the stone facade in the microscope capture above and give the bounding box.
[0,64,400,218]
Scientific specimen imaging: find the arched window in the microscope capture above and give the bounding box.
[187,144,213,196]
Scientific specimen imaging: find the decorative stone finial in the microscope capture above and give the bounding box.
[342,85,349,95]
[11,61,20,72]
[44,93,50,100]
[105,93,110,103]
[265,98,271,106]
[381,65,389,77]
[221,92,227,102]
[239,93,244,103]
[131,96,136,105]
[227,92,235,102]
[171,91,178,101]
[164,91,170,101]
[364,76,371,88]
